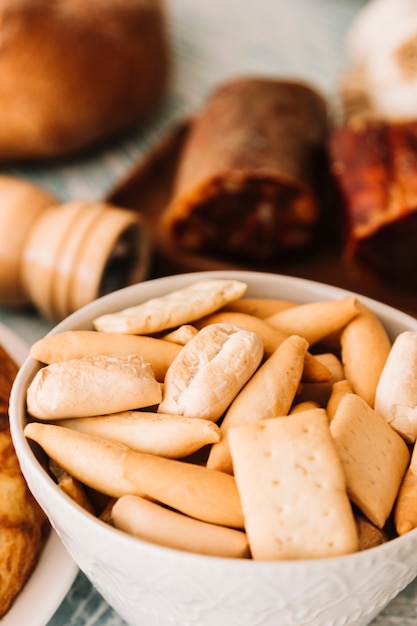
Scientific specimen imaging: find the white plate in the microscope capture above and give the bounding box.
[0,321,78,626]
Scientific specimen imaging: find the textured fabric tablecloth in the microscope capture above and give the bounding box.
[2,1,417,624]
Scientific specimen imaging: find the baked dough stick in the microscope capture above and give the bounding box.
[326,379,353,421]
[330,393,410,528]
[207,335,308,474]
[112,495,250,558]
[229,411,359,560]
[24,422,244,528]
[195,311,331,383]
[29,330,181,382]
[56,412,221,459]
[93,278,247,334]
[295,352,345,407]
[375,330,417,442]
[161,78,327,261]
[394,443,417,535]
[158,323,264,421]
[264,297,359,346]
[341,302,391,408]
[220,297,296,318]
[26,355,162,420]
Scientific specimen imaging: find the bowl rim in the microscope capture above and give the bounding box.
[9,269,417,569]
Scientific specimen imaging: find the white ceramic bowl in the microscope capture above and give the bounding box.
[9,270,417,626]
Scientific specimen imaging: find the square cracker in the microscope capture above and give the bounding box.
[330,392,410,528]
[228,409,358,560]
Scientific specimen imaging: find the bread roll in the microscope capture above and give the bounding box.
[0,0,170,159]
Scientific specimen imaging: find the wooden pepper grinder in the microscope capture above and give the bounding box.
[0,176,150,321]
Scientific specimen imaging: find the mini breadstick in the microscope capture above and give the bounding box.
[341,302,391,408]
[207,335,309,474]
[93,278,247,334]
[26,355,162,420]
[394,444,417,535]
[158,323,264,421]
[29,330,181,381]
[56,412,221,458]
[161,325,198,345]
[295,353,345,407]
[265,297,359,345]
[374,331,417,442]
[220,297,296,318]
[195,311,331,383]
[112,495,250,558]
[355,514,389,550]
[24,422,244,528]
[330,393,410,528]
[290,401,319,414]
[229,410,359,559]
[49,459,95,514]
[326,379,353,421]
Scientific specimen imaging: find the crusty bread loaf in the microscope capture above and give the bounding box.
[26,355,162,419]
[0,0,170,159]
[158,323,264,421]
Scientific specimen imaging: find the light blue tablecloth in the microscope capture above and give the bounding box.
[2,1,417,623]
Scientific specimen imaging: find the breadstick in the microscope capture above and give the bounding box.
[24,422,244,528]
[295,353,345,407]
[207,335,308,474]
[161,325,198,345]
[326,379,353,421]
[394,445,417,535]
[29,330,181,381]
[374,330,417,442]
[195,311,331,383]
[341,302,391,408]
[112,495,250,558]
[56,412,221,458]
[93,278,247,334]
[290,401,319,414]
[158,323,264,421]
[220,297,296,318]
[265,297,360,345]
[26,355,162,420]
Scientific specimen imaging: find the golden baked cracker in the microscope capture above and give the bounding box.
[330,393,410,528]
[229,410,359,560]
[93,278,247,334]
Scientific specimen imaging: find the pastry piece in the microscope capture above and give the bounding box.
[330,119,417,288]
[0,344,47,618]
[0,0,170,159]
[229,410,359,560]
[26,355,162,420]
[374,330,417,442]
[93,278,247,334]
[158,323,264,421]
[161,77,328,261]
